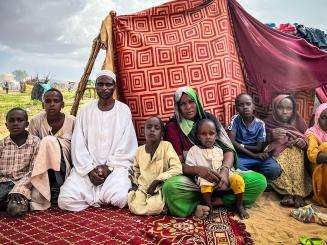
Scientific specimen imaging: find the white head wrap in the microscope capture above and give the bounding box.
[96,70,116,82]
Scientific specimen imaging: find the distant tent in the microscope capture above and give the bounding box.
[31,82,52,101]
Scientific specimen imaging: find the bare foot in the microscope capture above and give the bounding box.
[195,205,210,219]
[211,197,223,207]
[294,195,305,208]
[280,195,295,207]
[237,205,249,220]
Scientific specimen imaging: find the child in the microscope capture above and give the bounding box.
[0,108,39,217]
[29,88,75,210]
[228,93,281,181]
[305,103,327,207]
[186,119,249,219]
[128,116,182,215]
[265,94,311,208]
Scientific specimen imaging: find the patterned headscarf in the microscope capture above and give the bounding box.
[173,86,235,153]
[174,86,205,136]
[305,103,327,143]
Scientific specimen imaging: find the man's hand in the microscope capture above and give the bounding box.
[96,165,111,179]
[88,167,106,186]
[147,180,163,195]
[197,166,221,183]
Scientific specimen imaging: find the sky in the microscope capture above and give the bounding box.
[0,0,326,81]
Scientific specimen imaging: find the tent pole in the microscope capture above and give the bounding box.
[70,34,102,116]
[70,11,116,116]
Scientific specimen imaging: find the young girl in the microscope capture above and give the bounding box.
[265,94,311,208]
[128,116,182,215]
[305,103,327,207]
[186,119,249,219]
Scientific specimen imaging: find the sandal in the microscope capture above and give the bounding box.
[299,235,326,245]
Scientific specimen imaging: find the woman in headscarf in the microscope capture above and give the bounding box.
[163,86,267,218]
[265,94,312,208]
[305,103,327,207]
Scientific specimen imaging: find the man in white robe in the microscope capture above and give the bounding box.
[58,70,138,211]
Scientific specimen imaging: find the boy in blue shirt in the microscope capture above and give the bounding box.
[228,93,281,181]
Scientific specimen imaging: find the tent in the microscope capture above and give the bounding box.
[71,0,327,141]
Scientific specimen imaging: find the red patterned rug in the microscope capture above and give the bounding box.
[0,207,252,244]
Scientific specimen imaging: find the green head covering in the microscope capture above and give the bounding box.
[173,86,237,165]
[174,86,205,136]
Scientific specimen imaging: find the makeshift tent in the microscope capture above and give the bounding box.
[31,82,52,101]
[71,0,327,141]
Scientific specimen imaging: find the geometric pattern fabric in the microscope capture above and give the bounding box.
[0,207,252,244]
[113,0,246,141]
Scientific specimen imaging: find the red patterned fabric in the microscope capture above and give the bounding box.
[228,0,327,105]
[113,0,246,141]
[0,207,252,244]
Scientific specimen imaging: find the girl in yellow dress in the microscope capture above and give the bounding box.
[305,103,327,207]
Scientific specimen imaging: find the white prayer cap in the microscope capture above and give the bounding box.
[96,70,116,82]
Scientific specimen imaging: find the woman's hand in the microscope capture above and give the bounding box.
[272,128,287,140]
[197,166,221,183]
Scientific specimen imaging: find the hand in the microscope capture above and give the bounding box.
[8,193,28,205]
[292,138,307,149]
[197,166,221,184]
[129,184,138,192]
[88,168,105,186]
[272,128,287,140]
[217,168,229,191]
[147,180,163,195]
[128,168,134,182]
[254,152,269,161]
[96,165,111,179]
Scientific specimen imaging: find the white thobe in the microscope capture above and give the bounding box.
[58,100,138,211]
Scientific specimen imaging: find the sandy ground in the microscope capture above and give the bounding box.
[241,192,327,244]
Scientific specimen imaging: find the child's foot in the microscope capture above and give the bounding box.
[211,197,223,207]
[195,205,210,219]
[237,205,249,220]
[280,195,295,207]
[294,195,306,208]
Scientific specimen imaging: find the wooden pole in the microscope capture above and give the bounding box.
[70,10,116,116]
[70,35,102,116]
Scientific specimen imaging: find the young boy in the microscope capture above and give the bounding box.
[186,119,249,219]
[29,88,75,210]
[0,108,39,217]
[228,93,281,181]
[128,116,182,215]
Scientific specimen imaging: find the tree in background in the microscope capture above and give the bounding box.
[12,70,28,82]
